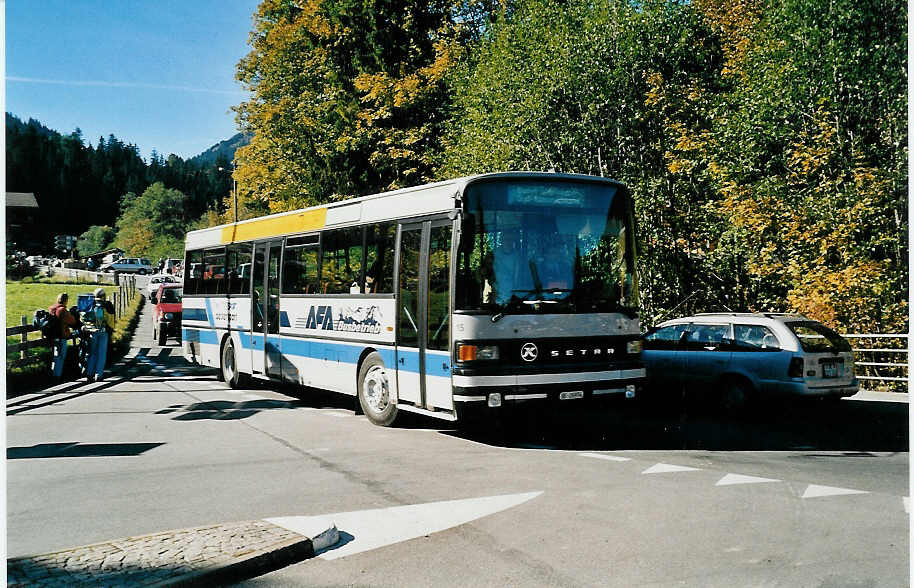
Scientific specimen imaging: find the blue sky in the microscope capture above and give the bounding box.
[6,0,259,160]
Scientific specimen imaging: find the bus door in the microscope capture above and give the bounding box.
[252,240,284,378]
[396,220,453,411]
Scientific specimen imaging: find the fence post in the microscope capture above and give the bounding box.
[20,316,28,361]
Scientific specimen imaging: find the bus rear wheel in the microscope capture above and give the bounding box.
[221,340,244,389]
[358,352,398,426]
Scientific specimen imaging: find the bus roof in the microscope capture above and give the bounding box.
[185,171,624,250]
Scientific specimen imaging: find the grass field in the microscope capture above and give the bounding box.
[6,280,143,392]
[6,282,117,336]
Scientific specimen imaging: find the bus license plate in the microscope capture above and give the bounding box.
[559,390,584,400]
[823,362,838,378]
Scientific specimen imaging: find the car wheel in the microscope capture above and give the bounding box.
[720,378,752,417]
[157,324,167,346]
[358,352,398,426]
[138,269,147,275]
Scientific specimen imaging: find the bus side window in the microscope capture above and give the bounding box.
[202,247,226,295]
[282,244,318,294]
[184,249,203,295]
[320,228,363,294]
[227,244,252,295]
[365,223,395,293]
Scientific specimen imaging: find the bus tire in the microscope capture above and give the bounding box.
[221,340,242,388]
[358,352,398,426]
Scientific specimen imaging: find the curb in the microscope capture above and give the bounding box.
[7,520,339,587]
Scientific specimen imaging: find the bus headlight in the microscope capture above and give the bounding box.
[626,340,642,354]
[456,343,500,362]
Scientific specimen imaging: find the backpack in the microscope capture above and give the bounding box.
[33,309,60,340]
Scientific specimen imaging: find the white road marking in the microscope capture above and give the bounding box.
[579,452,631,462]
[266,491,543,560]
[642,463,701,474]
[801,484,868,499]
[903,497,909,513]
[716,473,780,486]
[325,412,351,418]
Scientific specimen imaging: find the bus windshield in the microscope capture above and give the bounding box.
[456,179,638,315]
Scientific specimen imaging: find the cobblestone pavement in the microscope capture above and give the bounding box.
[7,519,322,587]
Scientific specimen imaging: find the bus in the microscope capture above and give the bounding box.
[181,172,645,426]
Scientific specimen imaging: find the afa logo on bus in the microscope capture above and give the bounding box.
[305,305,384,334]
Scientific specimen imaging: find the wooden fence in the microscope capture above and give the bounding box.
[6,277,138,370]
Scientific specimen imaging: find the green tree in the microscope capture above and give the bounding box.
[75,225,115,256]
[441,0,726,322]
[697,0,907,331]
[234,0,474,212]
[112,183,188,259]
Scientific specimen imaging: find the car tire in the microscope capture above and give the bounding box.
[157,324,167,346]
[358,352,398,427]
[720,378,752,417]
[138,269,147,275]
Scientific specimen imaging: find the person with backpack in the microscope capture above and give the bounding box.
[85,288,115,382]
[47,293,76,382]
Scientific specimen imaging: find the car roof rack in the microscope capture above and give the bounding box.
[692,312,806,319]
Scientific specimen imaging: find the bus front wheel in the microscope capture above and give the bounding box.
[358,353,398,426]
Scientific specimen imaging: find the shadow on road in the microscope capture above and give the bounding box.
[7,442,164,459]
[443,397,908,452]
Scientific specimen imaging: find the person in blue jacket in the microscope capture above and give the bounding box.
[85,288,115,382]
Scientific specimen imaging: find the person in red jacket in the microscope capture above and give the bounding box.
[48,293,76,382]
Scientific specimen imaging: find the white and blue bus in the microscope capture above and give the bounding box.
[181,172,645,426]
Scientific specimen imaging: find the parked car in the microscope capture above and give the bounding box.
[101,257,153,274]
[146,274,178,298]
[642,313,859,411]
[151,283,183,346]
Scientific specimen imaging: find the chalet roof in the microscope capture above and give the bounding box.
[6,192,39,208]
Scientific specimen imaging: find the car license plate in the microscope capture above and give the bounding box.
[823,362,838,378]
[559,390,584,400]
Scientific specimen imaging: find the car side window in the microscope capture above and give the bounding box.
[643,324,689,350]
[733,324,780,351]
[685,323,730,351]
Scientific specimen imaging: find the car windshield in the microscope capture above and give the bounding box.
[456,178,638,315]
[787,321,852,353]
[160,288,183,303]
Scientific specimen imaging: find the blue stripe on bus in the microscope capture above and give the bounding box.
[183,327,450,377]
[182,328,219,345]
[183,308,208,322]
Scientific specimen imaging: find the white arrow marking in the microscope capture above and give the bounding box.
[801,484,868,499]
[579,452,631,462]
[642,463,701,474]
[716,473,780,486]
[266,491,542,560]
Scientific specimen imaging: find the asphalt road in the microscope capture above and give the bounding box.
[6,285,909,586]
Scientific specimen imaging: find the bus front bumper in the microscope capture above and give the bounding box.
[452,369,646,413]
